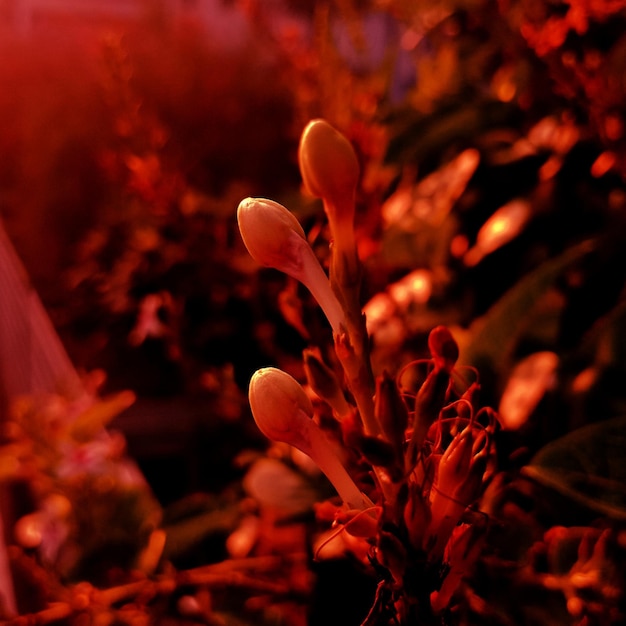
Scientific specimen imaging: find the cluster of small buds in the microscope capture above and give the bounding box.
[237,119,498,623]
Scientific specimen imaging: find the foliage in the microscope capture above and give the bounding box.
[2,0,626,625]
[0,18,302,395]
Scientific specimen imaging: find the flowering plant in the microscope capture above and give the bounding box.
[238,120,498,624]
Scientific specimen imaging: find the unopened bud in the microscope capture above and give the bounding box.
[375,372,408,459]
[404,482,432,549]
[303,349,351,418]
[237,197,307,272]
[298,120,360,288]
[237,197,346,333]
[298,119,359,211]
[248,367,314,447]
[248,367,368,510]
[431,523,484,613]
[410,365,451,452]
[428,326,459,373]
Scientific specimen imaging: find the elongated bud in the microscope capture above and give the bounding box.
[404,482,432,549]
[248,367,368,510]
[431,523,484,613]
[428,326,459,373]
[409,365,451,453]
[248,367,314,447]
[298,120,360,291]
[237,197,307,272]
[237,197,345,333]
[375,372,408,459]
[298,119,359,211]
[303,349,351,418]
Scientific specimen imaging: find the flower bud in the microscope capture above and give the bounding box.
[428,326,459,373]
[237,197,345,334]
[248,367,368,510]
[248,367,314,448]
[409,365,451,453]
[403,482,432,549]
[237,197,308,273]
[375,372,408,461]
[303,348,351,418]
[431,523,484,613]
[298,119,359,211]
[298,121,360,289]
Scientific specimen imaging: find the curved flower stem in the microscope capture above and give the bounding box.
[297,239,347,335]
[306,421,373,511]
[4,557,312,625]
[237,197,347,335]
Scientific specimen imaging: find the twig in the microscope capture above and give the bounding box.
[2,554,311,625]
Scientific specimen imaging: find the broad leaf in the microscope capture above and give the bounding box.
[385,99,519,169]
[523,416,626,520]
[459,240,595,371]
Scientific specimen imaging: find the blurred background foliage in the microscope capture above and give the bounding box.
[2,0,626,624]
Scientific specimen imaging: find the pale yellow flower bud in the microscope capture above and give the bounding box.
[248,367,314,446]
[248,367,368,510]
[298,120,361,313]
[237,197,345,334]
[237,197,308,273]
[298,119,359,211]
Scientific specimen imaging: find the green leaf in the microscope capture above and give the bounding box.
[459,240,595,371]
[384,98,519,168]
[523,416,626,520]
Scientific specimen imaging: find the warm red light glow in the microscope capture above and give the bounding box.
[591,151,616,178]
[464,199,530,266]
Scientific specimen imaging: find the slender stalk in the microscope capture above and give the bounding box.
[306,422,372,511]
